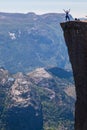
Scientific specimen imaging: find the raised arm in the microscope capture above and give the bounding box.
[68,9,70,12]
[63,9,66,12]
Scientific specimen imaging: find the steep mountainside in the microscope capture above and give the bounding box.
[61,21,87,130]
[0,12,72,73]
[0,67,75,130]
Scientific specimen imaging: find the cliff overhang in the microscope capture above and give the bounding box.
[61,21,87,130]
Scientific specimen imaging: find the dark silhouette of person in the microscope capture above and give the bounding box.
[63,9,70,21]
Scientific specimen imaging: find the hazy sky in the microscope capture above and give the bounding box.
[0,0,87,18]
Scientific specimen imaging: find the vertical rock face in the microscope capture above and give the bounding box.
[61,21,87,130]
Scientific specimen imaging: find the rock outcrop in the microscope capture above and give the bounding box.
[61,21,87,130]
[0,68,43,130]
[0,67,75,130]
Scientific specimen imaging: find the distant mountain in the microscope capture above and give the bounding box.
[79,17,87,20]
[0,67,75,130]
[0,12,73,73]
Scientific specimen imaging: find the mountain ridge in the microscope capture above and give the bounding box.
[0,12,72,73]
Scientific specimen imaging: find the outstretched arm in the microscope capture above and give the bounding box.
[68,9,70,12]
[63,9,66,13]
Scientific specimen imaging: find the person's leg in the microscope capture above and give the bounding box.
[66,15,67,21]
[68,16,70,21]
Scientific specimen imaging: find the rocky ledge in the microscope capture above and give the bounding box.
[61,21,87,130]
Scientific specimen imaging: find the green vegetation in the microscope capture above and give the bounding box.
[0,12,74,129]
[33,74,75,130]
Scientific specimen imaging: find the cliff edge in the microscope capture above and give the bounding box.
[61,21,87,130]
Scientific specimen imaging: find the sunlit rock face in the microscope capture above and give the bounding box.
[0,67,75,130]
[0,69,43,130]
[61,21,87,130]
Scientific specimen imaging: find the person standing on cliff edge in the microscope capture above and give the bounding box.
[63,9,70,21]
